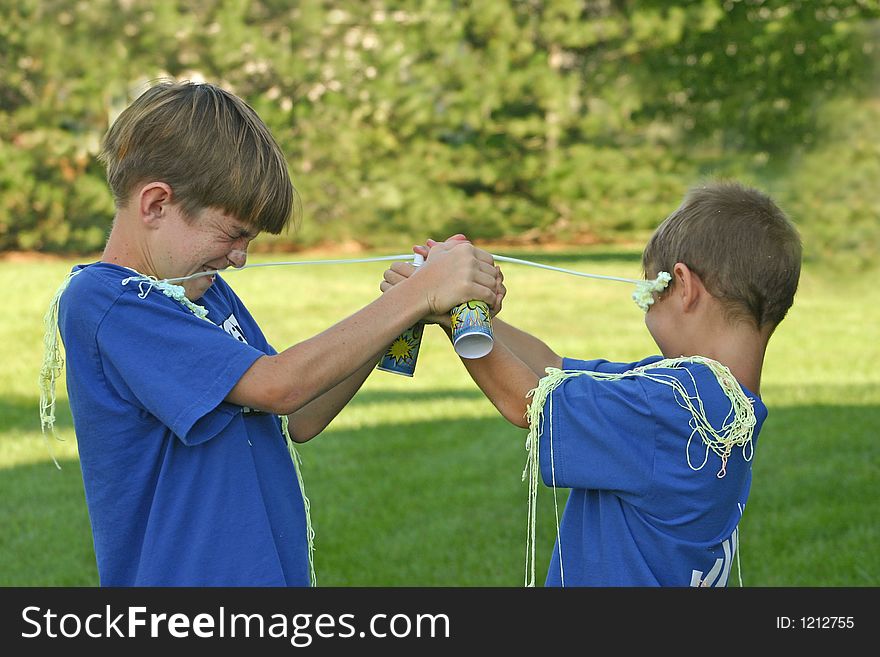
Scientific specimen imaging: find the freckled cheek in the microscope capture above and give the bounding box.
[198,242,228,265]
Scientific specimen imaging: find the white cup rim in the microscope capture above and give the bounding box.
[453,333,493,359]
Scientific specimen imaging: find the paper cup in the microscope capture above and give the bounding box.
[451,300,494,359]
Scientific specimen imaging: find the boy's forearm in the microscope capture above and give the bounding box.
[439,323,538,428]
[491,318,563,375]
[229,241,498,418]
[285,347,386,442]
[462,341,540,428]
[229,280,433,416]
[438,316,562,375]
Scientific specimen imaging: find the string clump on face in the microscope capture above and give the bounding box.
[632,271,672,311]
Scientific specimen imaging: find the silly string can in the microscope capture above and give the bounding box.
[376,254,424,377]
[376,323,424,377]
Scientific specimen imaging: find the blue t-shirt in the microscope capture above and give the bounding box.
[58,263,310,586]
[539,356,767,587]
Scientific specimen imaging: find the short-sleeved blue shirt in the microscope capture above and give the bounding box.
[58,263,310,586]
[539,356,767,587]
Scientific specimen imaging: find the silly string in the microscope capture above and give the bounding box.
[160,253,672,312]
[38,270,80,470]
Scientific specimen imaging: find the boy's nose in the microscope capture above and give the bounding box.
[227,249,247,268]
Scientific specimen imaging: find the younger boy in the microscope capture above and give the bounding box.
[46,80,501,586]
[383,181,801,586]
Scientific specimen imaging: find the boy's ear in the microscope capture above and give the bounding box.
[672,262,705,313]
[137,182,173,228]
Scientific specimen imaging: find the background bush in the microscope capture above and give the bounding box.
[1,0,878,266]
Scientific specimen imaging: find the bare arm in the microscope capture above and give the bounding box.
[226,242,498,438]
[398,236,563,375]
[490,317,563,376]
[284,347,386,442]
[381,247,562,428]
[383,258,562,371]
[282,312,559,442]
[435,323,542,427]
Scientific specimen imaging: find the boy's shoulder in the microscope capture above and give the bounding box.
[66,261,136,291]
[62,262,213,324]
[62,261,135,309]
[635,357,769,447]
[558,354,767,420]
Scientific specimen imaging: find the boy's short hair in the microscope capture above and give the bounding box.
[642,180,802,329]
[99,79,298,234]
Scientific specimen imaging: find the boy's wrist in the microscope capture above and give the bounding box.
[425,314,452,330]
[382,274,435,331]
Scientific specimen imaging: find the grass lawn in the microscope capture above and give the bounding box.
[0,247,877,586]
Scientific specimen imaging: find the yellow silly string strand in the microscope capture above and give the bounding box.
[38,270,81,469]
[120,274,211,320]
[523,356,756,587]
[280,415,317,587]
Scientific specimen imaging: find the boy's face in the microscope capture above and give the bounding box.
[154,204,258,300]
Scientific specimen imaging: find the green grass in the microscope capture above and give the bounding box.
[1,248,877,586]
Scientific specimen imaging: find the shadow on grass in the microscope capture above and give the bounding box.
[2,401,876,587]
[0,456,97,586]
[0,395,72,433]
[291,400,880,587]
[296,414,559,586]
[345,387,486,405]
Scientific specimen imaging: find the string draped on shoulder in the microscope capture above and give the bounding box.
[522,357,756,587]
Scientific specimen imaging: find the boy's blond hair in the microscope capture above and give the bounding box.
[99,80,298,234]
[642,180,802,330]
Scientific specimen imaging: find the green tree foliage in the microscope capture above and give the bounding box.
[1,0,877,261]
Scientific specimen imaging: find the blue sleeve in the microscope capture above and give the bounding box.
[561,357,615,371]
[561,356,663,373]
[97,290,265,445]
[539,365,656,500]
